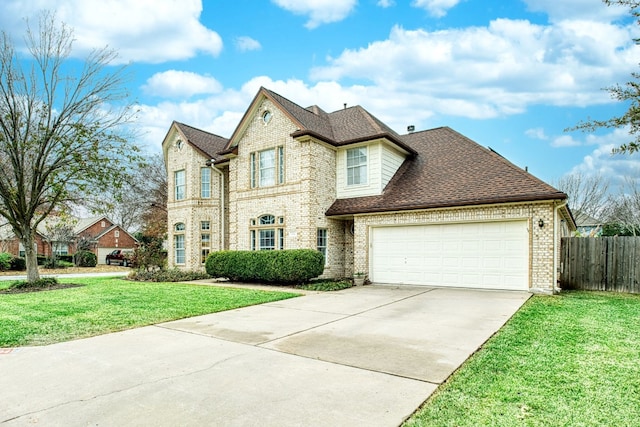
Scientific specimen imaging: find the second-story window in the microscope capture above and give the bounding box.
[201,167,211,198]
[250,146,284,188]
[175,170,186,200]
[347,147,367,186]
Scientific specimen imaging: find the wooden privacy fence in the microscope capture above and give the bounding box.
[560,237,640,293]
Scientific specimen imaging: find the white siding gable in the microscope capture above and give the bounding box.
[336,139,407,198]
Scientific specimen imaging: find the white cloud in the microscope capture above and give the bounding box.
[526,128,548,140]
[0,0,222,64]
[310,20,639,120]
[411,0,461,18]
[142,71,222,99]
[551,135,581,147]
[377,0,395,7]
[557,128,640,192]
[235,36,262,52]
[271,0,357,29]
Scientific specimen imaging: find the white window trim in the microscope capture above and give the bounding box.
[175,170,186,200]
[201,167,211,199]
[346,146,368,186]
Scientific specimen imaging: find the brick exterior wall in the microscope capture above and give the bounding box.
[165,127,223,270]
[95,226,137,249]
[226,99,345,278]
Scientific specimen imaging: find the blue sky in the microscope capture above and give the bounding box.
[1,0,638,192]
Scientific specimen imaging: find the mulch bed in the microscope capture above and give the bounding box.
[0,283,85,294]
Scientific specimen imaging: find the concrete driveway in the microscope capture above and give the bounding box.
[0,285,529,426]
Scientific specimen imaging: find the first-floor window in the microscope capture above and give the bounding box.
[201,233,210,264]
[175,234,185,264]
[251,214,284,250]
[174,222,185,264]
[259,229,275,250]
[317,228,328,263]
[53,242,68,256]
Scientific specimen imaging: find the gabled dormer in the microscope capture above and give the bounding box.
[290,104,417,199]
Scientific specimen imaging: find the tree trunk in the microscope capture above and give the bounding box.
[21,231,40,282]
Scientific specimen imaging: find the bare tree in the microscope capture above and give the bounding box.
[89,153,167,234]
[605,177,640,235]
[0,12,139,282]
[555,172,610,220]
[42,213,77,268]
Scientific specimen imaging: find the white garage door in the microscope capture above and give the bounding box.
[370,221,529,290]
[97,248,117,265]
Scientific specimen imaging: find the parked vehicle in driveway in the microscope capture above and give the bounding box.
[105,249,134,267]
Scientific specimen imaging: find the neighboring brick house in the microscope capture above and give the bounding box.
[0,224,49,257]
[162,87,576,293]
[73,216,138,264]
[0,216,137,263]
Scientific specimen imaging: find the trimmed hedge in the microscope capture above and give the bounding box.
[205,249,324,284]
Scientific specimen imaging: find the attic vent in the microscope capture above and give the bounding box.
[407,125,415,133]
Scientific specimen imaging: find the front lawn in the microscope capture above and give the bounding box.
[0,277,299,347]
[405,291,640,426]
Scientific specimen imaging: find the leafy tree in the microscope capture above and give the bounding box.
[568,0,640,154]
[0,13,139,282]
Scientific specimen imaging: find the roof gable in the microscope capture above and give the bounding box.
[173,122,228,160]
[327,127,567,215]
[224,87,415,155]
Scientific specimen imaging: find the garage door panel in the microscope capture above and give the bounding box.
[371,221,529,291]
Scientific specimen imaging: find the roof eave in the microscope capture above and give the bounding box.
[326,193,568,217]
[291,130,418,156]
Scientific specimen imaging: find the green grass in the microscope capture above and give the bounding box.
[0,276,299,347]
[404,291,640,426]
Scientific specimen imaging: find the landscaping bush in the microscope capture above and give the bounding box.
[205,249,325,284]
[127,268,210,282]
[10,257,26,271]
[0,252,12,271]
[74,250,97,267]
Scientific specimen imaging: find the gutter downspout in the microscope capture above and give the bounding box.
[210,162,225,251]
[553,200,569,294]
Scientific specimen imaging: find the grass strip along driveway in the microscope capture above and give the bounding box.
[405,291,640,426]
[0,277,298,347]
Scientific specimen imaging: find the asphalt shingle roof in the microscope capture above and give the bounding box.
[174,121,228,161]
[326,126,567,216]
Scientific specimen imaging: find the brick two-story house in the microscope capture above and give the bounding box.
[162,87,575,293]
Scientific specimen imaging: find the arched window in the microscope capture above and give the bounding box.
[174,223,185,264]
[251,215,284,250]
[259,215,275,225]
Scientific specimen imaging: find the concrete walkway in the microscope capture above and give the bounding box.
[0,285,530,426]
